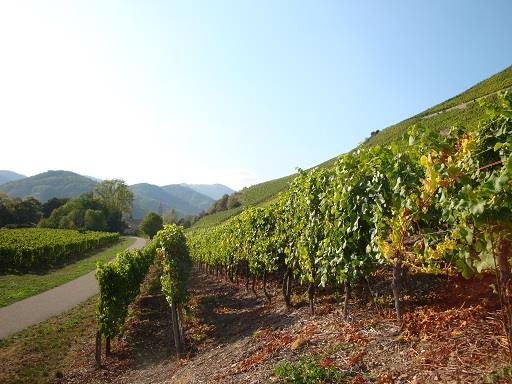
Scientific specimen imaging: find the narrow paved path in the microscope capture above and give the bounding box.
[0,237,148,339]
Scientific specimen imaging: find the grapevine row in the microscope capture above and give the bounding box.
[95,239,157,359]
[156,224,191,356]
[95,224,191,364]
[0,228,119,271]
[187,93,512,345]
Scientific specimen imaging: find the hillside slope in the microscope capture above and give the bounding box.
[52,268,508,384]
[192,174,293,228]
[0,170,221,219]
[191,64,512,229]
[182,183,235,200]
[362,65,512,148]
[161,185,214,212]
[0,170,97,201]
[130,183,212,219]
[0,171,26,186]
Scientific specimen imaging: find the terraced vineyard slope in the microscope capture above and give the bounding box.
[192,65,512,229]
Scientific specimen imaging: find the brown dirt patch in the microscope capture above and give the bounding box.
[56,267,510,383]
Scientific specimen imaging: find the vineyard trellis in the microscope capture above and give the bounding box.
[187,92,512,351]
[95,240,157,364]
[0,228,119,271]
[95,224,191,365]
[156,224,191,357]
[94,93,512,364]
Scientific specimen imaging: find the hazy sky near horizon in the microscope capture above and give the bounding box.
[1,1,511,190]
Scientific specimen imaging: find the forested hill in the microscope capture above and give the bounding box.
[0,170,97,202]
[0,171,223,219]
[130,183,214,220]
[180,183,234,200]
[0,170,26,186]
[161,185,214,212]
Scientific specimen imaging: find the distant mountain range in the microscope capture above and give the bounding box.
[0,170,234,219]
[0,170,97,202]
[130,183,214,219]
[179,183,234,200]
[0,170,26,185]
[161,185,215,212]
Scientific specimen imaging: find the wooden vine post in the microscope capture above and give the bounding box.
[496,236,512,355]
[95,331,102,367]
[391,251,404,324]
[343,281,351,320]
[105,336,111,357]
[178,304,186,347]
[169,288,183,357]
[282,267,292,308]
[263,271,272,303]
[308,282,315,315]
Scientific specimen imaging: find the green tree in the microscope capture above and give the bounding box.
[94,179,134,214]
[106,210,124,233]
[208,194,229,214]
[139,212,163,239]
[163,208,177,224]
[66,208,84,228]
[84,209,107,231]
[59,215,76,229]
[0,193,14,227]
[13,197,43,226]
[227,194,241,209]
[42,197,69,218]
[177,215,194,228]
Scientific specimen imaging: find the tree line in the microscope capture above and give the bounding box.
[0,179,134,233]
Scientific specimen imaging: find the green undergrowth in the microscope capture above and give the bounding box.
[273,355,355,384]
[0,237,135,307]
[484,362,512,383]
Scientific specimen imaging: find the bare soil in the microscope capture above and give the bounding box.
[56,266,511,384]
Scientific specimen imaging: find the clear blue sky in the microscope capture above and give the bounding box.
[1,1,511,190]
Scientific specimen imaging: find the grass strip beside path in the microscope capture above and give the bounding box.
[0,237,136,307]
[0,296,96,384]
